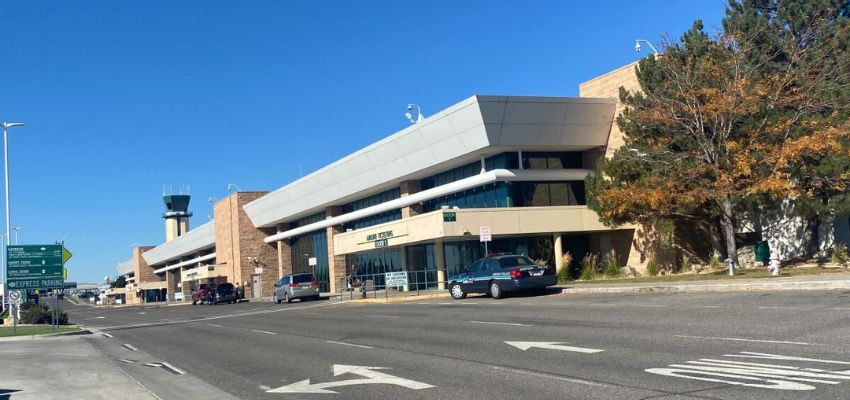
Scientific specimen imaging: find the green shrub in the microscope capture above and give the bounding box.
[556,252,574,283]
[20,302,68,325]
[580,254,598,280]
[709,255,723,270]
[679,254,692,274]
[833,244,849,267]
[646,258,659,276]
[603,250,620,278]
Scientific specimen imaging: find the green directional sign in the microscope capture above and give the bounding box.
[6,244,65,290]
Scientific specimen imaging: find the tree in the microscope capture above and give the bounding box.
[587,2,850,264]
[110,275,127,288]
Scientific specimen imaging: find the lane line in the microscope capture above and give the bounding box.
[674,335,820,346]
[326,340,374,349]
[122,343,139,351]
[690,306,722,309]
[633,304,667,308]
[758,306,801,310]
[102,332,114,338]
[492,366,604,387]
[205,323,223,328]
[250,329,278,335]
[161,362,186,375]
[830,308,850,310]
[365,315,401,319]
[469,320,531,327]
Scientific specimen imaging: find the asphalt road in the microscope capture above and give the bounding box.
[65,290,850,400]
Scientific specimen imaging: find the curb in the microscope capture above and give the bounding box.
[342,292,450,304]
[0,326,90,341]
[557,280,850,295]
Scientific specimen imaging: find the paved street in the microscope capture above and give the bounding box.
[66,290,850,400]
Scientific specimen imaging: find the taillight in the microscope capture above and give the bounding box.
[289,282,298,288]
[510,269,522,279]
[311,279,320,286]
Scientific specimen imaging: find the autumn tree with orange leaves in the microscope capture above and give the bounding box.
[587,1,850,265]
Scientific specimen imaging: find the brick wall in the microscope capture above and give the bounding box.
[133,246,159,283]
[400,180,422,218]
[579,61,641,157]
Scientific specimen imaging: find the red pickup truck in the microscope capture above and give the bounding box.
[191,284,212,305]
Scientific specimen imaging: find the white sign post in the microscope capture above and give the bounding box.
[479,226,492,254]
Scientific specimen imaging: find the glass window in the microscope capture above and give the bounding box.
[466,260,483,273]
[485,259,500,271]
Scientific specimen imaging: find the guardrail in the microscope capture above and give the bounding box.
[338,269,448,300]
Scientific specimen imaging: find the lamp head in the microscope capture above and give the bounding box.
[406,104,414,111]
[404,112,413,121]
[1,122,24,129]
[634,41,641,53]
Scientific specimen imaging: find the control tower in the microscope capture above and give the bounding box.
[163,194,192,242]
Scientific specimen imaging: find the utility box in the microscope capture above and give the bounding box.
[755,240,770,263]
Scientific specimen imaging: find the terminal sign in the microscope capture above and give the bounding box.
[366,231,394,241]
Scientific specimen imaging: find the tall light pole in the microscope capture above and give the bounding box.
[2,123,23,247]
[12,226,22,245]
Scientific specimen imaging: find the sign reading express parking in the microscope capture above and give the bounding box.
[7,245,64,290]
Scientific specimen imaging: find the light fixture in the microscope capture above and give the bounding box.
[405,104,425,124]
[635,39,660,56]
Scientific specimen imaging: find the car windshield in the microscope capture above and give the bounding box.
[292,274,314,283]
[498,256,537,268]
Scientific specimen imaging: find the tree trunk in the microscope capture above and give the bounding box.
[801,214,820,258]
[708,218,725,260]
[720,198,738,266]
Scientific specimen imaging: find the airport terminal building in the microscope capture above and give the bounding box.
[116,71,647,303]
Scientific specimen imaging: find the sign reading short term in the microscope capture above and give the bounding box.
[6,244,66,290]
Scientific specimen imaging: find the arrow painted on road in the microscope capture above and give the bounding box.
[267,364,434,394]
[505,341,604,354]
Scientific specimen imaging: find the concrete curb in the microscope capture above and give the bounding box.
[0,325,90,341]
[557,279,850,295]
[342,292,451,304]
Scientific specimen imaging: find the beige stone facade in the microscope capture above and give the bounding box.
[579,61,640,158]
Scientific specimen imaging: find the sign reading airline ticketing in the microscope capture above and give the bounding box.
[6,244,66,290]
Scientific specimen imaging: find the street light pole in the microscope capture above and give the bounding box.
[2,122,24,330]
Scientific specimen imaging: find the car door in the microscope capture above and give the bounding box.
[461,260,483,292]
[274,277,285,298]
[474,259,500,291]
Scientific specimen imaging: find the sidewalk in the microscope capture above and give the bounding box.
[339,272,850,303]
[556,271,850,295]
[0,334,156,400]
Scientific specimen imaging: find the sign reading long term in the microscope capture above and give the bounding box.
[7,244,64,290]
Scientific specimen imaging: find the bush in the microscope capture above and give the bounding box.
[580,254,599,280]
[603,250,620,278]
[556,252,574,283]
[679,254,692,274]
[20,302,68,325]
[833,244,849,267]
[646,258,659,276]
[709,255,723,271]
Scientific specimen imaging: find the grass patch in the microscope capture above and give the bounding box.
[564,266,850,285]
[0,326,80,337]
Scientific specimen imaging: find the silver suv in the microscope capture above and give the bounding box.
[274,273,321,303]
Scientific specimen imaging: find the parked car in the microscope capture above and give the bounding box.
[274,273,321,303]
[191,284,212,305]
[448,254,556,300]
[209,283,239,305]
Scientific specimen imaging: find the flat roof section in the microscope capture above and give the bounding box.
[142,221,216,266]
[243,95,616,229]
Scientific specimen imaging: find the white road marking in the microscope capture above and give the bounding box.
[138,312,146,315]
[144,363,163,368]
[267,364,434,394]
[758,306,800,310]
[326,340,374,349]
[469,320,531,327]
[118,359,135,364]
[205,323,223,328]
[122,343,138,351]
[250,329,278,335]
[830,308,850,310]
[437,302,454,305]
[161,362,186,375]
[102,332,114,338]
[505,341,604,354]
[690,305,722,308]
[493,366,604,387]
[258,385,271,391]
[365,315,401,319]
[726,352,850,366]
[674,335,820,346]
[633,304,667,308]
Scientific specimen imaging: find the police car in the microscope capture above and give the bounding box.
[448,254,556,300]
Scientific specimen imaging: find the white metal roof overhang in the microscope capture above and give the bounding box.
[142,221,216,266]
[264,168,594,243]
[153,253,217,275]
[116,258,134,275]
[244,95,615,229]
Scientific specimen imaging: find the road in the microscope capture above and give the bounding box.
[66,290,850,400]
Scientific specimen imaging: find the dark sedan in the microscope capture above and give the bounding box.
[448,254,556,300]
[209,283,239,305]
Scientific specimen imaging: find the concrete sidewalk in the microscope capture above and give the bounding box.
[0,334,156,400]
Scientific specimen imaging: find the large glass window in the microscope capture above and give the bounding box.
[342,188,402,230]
[511,181,586,207]
[522,152,583,169]
[290,229,329,292]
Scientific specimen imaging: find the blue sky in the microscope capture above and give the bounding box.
[0,1,724,283]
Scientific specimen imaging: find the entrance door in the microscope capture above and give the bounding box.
[252,274,261,298]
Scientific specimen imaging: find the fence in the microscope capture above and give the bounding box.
[338,269,448,300]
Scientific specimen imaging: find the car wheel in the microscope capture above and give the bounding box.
[490,281,503,300]
[312,295,321,301]
[192,301,196,305]
[274,293,280,304]
[285,293,292,304]
[450,283,467,300]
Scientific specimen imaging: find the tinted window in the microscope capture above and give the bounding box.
[466,260,483,273]
[277,278,285,287]
[484,259,500,271]
[498,256,536,268]
[283,276,290,284]
[293,274,314,283]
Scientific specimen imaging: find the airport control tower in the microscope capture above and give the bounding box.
[163,193,192,242]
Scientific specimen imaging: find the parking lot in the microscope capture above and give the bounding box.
[67,290,850,400]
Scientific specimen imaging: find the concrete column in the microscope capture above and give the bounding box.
[400,246,410,292]
[435,240,446,290]
[400,180,422,218]
[277,239,292,278]
[326,206,347,294]
[554,233,565,275]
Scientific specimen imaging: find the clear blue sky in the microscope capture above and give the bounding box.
[0,1,724,283]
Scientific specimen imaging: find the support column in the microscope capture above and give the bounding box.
[400,246,410,292]
[435,240,446,290]
[400,180,422,218]
[554,233,565,275]
[326,206,347,294]
[277,239,292,279]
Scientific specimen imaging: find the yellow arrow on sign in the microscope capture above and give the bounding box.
[62,247,73,264]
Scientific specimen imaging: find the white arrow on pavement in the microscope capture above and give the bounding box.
[505,341,604,354]
[267,364,434,394]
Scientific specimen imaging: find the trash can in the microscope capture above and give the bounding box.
[755,240,770,263]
